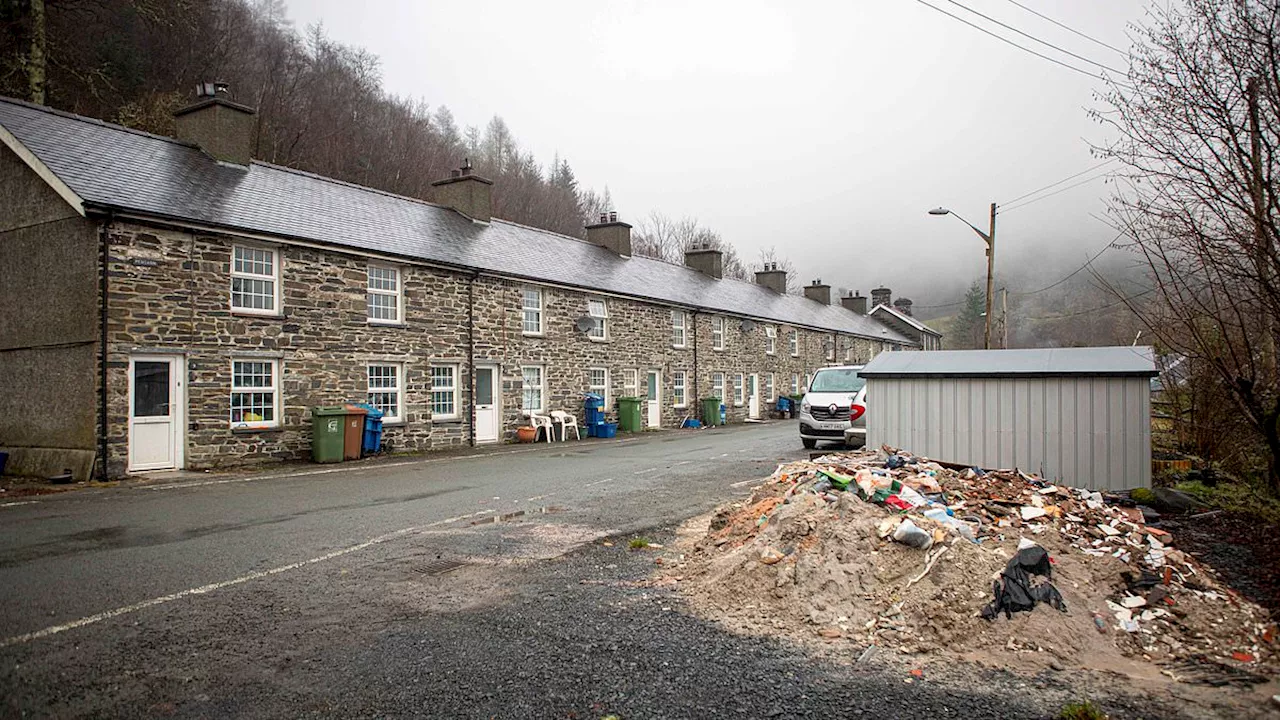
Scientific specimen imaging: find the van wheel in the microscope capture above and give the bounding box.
[801,438,816,449]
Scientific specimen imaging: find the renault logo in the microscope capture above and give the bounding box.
[828,403,837,414]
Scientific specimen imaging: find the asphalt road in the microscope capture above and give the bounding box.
[0,424,1178,719]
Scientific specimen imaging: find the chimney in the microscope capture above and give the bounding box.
[893,297,914,317]
[871,286,892,309]
[804,279,831,305]
[841,291,868,315]
[431,159,494,222]
[585,211,632,256]
[684,245,723,279]
[754,263,787,294]
[173,82,257,166]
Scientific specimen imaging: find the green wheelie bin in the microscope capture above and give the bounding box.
[311,406,348,463]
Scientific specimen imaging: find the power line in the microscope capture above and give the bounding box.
[1000,170,1114,213]
[1023,289,1152,320]
[913,0,1118,84]
[1010,232,1123,297]
[1001,159,1115,206]
[941,0,1128,75]
[1002,0,1130,57]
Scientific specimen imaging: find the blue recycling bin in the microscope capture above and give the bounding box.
[583,393,605,438]
[352,403,385,454]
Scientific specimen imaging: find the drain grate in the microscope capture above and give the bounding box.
[417,558,469,575]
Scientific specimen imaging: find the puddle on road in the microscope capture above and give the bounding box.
[469,506,566,525]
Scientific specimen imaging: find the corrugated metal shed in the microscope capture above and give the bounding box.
[860,347,1158,491]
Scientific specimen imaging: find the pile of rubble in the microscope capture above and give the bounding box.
[663,446,1276,682]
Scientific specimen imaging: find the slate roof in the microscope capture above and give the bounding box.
[868,303,941,337]
[0,97,912,344]
[859,346,1158,378]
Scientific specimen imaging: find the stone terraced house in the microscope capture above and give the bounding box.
[0,90,929,481]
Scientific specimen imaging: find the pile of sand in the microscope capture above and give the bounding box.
[659,449,1276,680]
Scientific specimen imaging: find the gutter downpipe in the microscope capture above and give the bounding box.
[468,271,478,447]
[98,213,112,482]
[692,310,699,419]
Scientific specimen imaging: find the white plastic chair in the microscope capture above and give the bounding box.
[550,410,581,441]
[527,411,555,444]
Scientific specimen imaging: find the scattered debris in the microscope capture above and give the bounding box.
[661,446,1276,685]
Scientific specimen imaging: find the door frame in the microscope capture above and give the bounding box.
[473,363,501,444]
[646,369,661,428]
[127,354,186,472]
[747,373,761,419]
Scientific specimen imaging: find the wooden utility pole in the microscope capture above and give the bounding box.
[984,202,997,350]
[1001,288,1009,349]
[1247,77,1276,374]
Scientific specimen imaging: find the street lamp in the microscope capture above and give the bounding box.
[929,203,997,349]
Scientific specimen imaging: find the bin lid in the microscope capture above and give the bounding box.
[350,402,385,419]
[343,403,368,415]
[312,406,348,416]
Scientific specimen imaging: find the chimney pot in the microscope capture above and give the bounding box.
[871,287,892,309]
[586,215,633,256]
[804,280,832,305]
[430,161,494,222]
[841,290,868,315]
[684,246,724,279]
[173,82,257,165]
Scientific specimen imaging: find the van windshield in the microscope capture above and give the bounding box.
[809,368,865,393]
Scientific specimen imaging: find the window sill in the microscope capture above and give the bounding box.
[231,311,285,320]
[368,321,406,328]
[381,420,406,427]
[431,417,463,425]
[588,337,609,343]
[522,332,545,338]
[231,425,283,434]
[672,345,688,350]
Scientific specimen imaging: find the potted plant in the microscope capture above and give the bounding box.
[516,425,537,443]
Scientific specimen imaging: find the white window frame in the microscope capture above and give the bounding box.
[792,374,800,395]
[587,299,608,341]
[712,316,726,351]
[522,365,545,413]
[766,373,775,401]
[429,365,459,420]
[711,372,726,403]
[826,338,835,361]
[789,329,799,356]
[367,264,403,325]
[623,368,639,397]
[229,358,280,429]
[671,310,687,348]
[733,373,745,406]
[522,287,543,336]
[588,367,609,408]
[765,325,776,355]
[673,370,687,408]
[367,363,405,423]
[230,244,280,315]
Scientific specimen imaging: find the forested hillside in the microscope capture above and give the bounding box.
[1,0,794,281]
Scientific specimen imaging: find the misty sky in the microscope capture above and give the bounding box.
[285,0,1148,306]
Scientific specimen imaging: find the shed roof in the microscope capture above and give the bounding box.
[859,346,1158,378]
[0,96,911,345]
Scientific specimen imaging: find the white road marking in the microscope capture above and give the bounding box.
[632,467,659,476]
[584,478,613,487]
[729,478,759,488]
[0,508,495,648]
[1,500,38,508]
[718,453,729,458]
[524,494,554,502]
[673,461,692,467]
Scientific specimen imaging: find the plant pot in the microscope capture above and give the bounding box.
[516,426,537,443]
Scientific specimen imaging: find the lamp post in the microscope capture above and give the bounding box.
[929,203,997,349]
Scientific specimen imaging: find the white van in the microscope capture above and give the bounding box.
[798,365,865,449]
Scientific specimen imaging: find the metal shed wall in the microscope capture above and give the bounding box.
[866,375,1151,491]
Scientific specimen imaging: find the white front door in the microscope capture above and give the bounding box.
[646,370,661,428]
[128,355,184,472]
[474,364,500,444]
[747,373,761,419]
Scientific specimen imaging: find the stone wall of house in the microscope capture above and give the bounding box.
[102,221,472,475]
[100,220,911,476]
